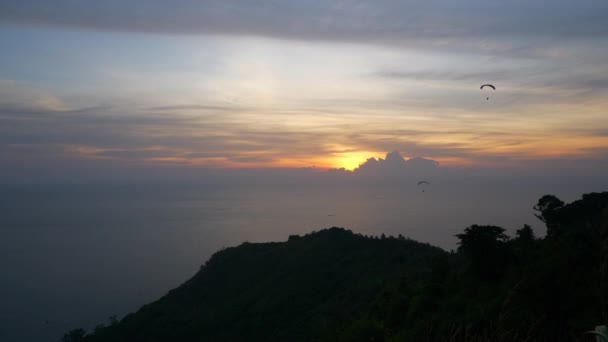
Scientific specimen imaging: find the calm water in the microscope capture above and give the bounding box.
[0,180,601,341]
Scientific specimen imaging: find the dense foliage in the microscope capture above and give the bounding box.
[66,192,608,341]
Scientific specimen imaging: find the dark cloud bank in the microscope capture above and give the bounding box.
[2,0,607,43]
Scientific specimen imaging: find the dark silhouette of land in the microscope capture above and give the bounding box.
[64,192,608,341]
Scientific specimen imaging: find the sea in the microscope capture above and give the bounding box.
[0,180,602,341]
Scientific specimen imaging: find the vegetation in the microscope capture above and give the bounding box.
[66,192,608,341]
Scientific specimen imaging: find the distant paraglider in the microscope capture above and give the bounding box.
[480,84,496,101]
[417,181,430,192]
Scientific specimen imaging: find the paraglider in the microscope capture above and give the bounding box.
[480,84,496,100]
[417,181,430,192]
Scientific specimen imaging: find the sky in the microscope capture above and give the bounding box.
[1,0,608,181]
[1,5,607,339]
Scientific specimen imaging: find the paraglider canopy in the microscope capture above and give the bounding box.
[480,84,496,100]
[417,181,430,192]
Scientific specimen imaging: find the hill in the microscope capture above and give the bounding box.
[66,192,608,341]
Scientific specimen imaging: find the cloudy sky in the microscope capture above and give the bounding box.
[1,0,608,180]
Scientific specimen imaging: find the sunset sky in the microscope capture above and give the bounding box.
[1,0,608,178]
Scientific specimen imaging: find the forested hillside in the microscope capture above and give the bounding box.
[65,192,608,342]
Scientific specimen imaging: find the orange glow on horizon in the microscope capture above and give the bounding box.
[64,129,608,170]
[141,150,384,170]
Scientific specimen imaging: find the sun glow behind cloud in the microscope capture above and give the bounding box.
[324,149,384,171]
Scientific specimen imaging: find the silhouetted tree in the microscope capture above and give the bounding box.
[533,195,564,237]
[602,207,608,322]
[63,329,86,342]
[429,254,450,290]
[456,225,510,279]
[509,224,535,269]
[516,224,535,243]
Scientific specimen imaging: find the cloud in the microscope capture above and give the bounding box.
[146,104,250,112]
[0,80,66,111]
[406,157,440,172]
[1,76,608,178]
[579,79,608,89]
[372,64,608,100]
[354,151,439,179]
[1,1,606,46]
[373,70,513,82]
[95,149,178,159]
[2,96,607,173]
[226,155,276,164]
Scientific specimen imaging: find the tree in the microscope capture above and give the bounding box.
[515,224,535,243]
[533,195,564,237]
[456,225,510,279]
[602,207,608,322]
[63,329,86,342]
